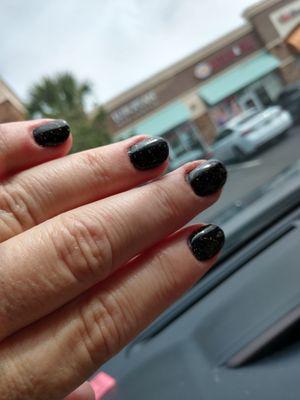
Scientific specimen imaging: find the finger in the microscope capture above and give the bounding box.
[0,120,72,179]
[0,160,226,339]
[64,381,95,400]
[0,136,168,241]
[0,225,224,400]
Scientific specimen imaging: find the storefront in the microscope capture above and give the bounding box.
[198,51,283,130]
[105,0,300,168]
[116,101,210,169]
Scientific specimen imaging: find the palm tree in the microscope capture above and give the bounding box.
[27,72,110,152]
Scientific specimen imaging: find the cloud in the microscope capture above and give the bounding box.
[0,0,255,104]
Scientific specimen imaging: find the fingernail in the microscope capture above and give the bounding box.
[33,120,70,147]
[187,159,227,196]
[128,137,169,170]
[188,224,225,261]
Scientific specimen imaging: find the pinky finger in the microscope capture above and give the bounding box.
[0,119,72,179]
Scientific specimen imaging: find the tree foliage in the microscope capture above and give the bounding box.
[27,72,110,152]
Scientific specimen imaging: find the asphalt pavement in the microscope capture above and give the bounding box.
[191,125,300,224]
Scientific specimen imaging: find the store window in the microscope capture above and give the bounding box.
[254,86,272,107]
[209,72,283,131]
[162,121,204,160]
[253,74,283,103]
[210,96,243,129]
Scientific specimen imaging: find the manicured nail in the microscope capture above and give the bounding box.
[128,137,169,170]
[187,159,227,196]
[188,224,225,261]
[33,120,70,147]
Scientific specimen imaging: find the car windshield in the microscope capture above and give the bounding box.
[3,3,300,391]
[232,110,261,126]
[214,128,233,142]
[2,1,299,266]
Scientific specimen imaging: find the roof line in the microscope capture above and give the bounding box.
[243,0,283,19]
[104,24,253,111]
[114,49,267,137]
[0,79,26,114]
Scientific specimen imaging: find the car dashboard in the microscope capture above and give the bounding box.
[99,163,300,400]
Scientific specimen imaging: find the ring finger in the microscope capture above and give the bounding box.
[0,160,226,339]
[0,133,168,241]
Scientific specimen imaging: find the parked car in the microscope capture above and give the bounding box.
[212,106,293,163]
[277,81,300,124]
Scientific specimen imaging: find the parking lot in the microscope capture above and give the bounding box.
[192,125,300,224]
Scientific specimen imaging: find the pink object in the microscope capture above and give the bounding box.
[90,372,117,400]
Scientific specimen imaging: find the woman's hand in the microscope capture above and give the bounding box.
[0,120,226,400]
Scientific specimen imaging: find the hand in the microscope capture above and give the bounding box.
[0,120,226,400]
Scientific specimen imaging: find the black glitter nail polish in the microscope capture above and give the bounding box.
[128,137,169,170]
[188,224,225,261]
[188,159,227,196]
[33,120,70,147]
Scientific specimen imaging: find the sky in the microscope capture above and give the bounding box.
[0,0,257,105]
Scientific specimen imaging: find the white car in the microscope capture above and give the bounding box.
[212,106,293,162]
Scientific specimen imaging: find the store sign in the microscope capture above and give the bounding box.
[110,90,158,127]
[194,62,212,79]
[270,0,300,38]
[194,36,258,80]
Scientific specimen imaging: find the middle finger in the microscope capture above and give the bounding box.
[0,135,168,242]
[0,160,226,339]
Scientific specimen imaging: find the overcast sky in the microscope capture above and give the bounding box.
[1,0,256,105]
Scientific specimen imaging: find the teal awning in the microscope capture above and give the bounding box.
[116,101,191,140]
[136,101,191,136]
[198,51,280,105]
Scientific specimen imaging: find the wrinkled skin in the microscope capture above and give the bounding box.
[0,120,223,400]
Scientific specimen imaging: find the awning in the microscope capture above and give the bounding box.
[136,101,191,136]
[198,51,281,105]
[116,101,191,140]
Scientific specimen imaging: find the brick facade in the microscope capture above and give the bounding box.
[106,30,262,135]
[105,0,300,145]
[0,100,25,123]
[245,0,300,84]
[194,114,216,144]
[0,80,25,123]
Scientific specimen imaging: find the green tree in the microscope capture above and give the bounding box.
[27,72,110,153]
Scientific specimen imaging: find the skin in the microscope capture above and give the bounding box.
[0,120,223,400]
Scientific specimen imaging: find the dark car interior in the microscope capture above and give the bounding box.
[98,160,300,400]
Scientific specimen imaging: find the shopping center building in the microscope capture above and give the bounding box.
[104,0,300,167]
[0,79,25,123]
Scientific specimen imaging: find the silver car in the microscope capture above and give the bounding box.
[212,106,293,162]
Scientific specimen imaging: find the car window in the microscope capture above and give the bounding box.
[234,111,261,126]
[215,129,233,142]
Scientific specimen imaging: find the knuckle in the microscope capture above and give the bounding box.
[0,124,10,160]
[79,150,111,187]
[0,183,38,235]
[153,181,183,221]
[0,351,34,400]
[153,249,180,295]
[76,291,135,365]
[53,214,114,283]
